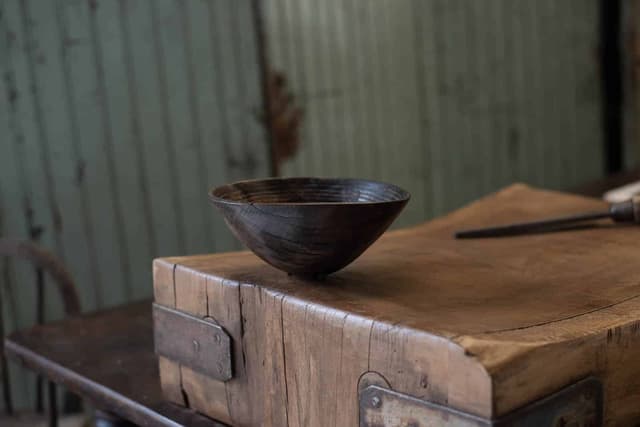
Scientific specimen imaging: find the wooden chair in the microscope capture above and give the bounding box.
[0,239,83,427]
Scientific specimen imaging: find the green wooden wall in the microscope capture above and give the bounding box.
[0,0,608,412]
[265,0,605,227]
[623,0,640,168]
[0,0,268,408]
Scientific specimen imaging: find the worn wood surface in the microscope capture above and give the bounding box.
[264,0,605,224]
[4,301,225,427]
[155,184,640,426]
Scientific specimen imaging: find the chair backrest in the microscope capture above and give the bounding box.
[0,238,81,417]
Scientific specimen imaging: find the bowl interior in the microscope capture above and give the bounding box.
[211,177,410,205]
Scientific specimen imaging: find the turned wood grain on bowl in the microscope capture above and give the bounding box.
[209,177,410,275]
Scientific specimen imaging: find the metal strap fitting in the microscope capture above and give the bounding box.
[153,303,233,381]
[359,376,602,427]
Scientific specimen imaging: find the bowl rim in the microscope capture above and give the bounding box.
[209,177,411,207]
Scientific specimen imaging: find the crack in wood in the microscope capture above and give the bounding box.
[279,294,290,426]
[452,292,640,340]
[178,366,190,408]
[172,263,188,408]
[221,279,235,424]
[171,263,177,307]
[367,320,375,372]
[334,312,349,427]
[204,281,209,317]
[238,284,248,379]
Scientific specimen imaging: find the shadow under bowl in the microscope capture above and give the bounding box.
[209,177,410,276]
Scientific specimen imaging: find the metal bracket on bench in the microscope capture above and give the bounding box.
[359,376,602,427]
[153,303,233,381]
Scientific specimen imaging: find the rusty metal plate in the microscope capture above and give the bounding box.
[153,303,232,381]
[360,377,602,427]
[494,377,602,426]
[360,384,491,427]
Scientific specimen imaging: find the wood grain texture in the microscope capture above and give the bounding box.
[205,278,249,424]
[156,184,640,425]
[152,258,184,408]
[210,177,409,275]
[174,265,232,425]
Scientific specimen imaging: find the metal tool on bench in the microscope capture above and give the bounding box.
[455,196,640,239]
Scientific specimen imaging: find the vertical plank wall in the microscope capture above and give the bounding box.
[265,0,605,226]
[623,0,640,167]
[0,0,608,412]
[0,0,268,409]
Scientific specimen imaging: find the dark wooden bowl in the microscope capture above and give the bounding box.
[209,177,410,276]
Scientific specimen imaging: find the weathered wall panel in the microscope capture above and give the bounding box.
[265,0,605,225]
[0,0,268,409]
[623,0,640,167]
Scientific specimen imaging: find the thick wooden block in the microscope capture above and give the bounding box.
[153,184,640,426]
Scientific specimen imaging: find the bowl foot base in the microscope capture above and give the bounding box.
[288,272,327,281]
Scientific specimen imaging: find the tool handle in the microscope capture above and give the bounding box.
[610,195,640,223]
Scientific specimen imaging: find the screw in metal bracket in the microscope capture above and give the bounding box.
[370,395,382,408]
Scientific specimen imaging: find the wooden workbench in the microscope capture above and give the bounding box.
[153,184,640,426]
